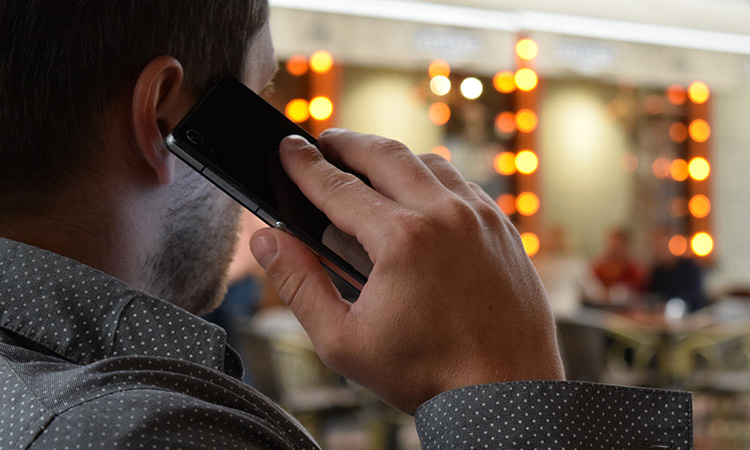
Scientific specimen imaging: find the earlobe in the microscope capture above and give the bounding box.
[131,55,189,186]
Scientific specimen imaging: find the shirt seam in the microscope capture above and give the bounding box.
[0,355,55,449]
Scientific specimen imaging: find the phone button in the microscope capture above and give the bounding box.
[274,222,288,232]
[256,208,277,227]
[202,168,260,212]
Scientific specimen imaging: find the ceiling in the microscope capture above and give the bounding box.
[270,0,750,55]
[419,0,750,36]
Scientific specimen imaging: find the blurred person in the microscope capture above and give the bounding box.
[591,227,647,306]
[646,224,707,312]
[0,1,691,449]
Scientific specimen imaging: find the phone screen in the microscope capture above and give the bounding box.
[166,76,370,291]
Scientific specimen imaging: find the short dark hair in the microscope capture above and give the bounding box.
[0,0,269,210]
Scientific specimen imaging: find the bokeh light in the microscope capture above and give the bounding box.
[309,96,333,120]
[670,159,689,182]
[309,50,334,74]
[493,71,516,94]
[688,157,711,181]
[521,232,541,257]
[285,99,310,123]
[691,232,714,257]
[516,39,539,61]
[689,195,711,218]
[669,235,688,257]
[669,122,688,144]
[516,109,538,133]
[689,119,711,143]
[431,145,452,161]
[286,55,309,76]
[495,112,516,134]
[688,81,710,104]
[430,75,451,96]
[515,150,539,175]
[496,194,517,216]
[428,102,451,126]
[516,192,540,216]
[652,157,671,179]
[460,77,484,100]
[666,85,687,106]
[515,68,538,91]
[494,152,517,175]
[429,59,451,78]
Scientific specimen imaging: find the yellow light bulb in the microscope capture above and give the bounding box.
[515,150,539,175]
[515,68,538,91]
[516,39,539,61]
[309,96,333,120]
[691,233,714,257]
[285,99,310,123]
[309,50,334,74]
[521,232,541,257]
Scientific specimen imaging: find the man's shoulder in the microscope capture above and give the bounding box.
[0,341,271,416]
[0,342,316,449]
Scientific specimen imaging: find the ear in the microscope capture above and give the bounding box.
[131,55,189,185]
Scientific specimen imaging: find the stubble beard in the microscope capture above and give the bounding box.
[141,176,242,316]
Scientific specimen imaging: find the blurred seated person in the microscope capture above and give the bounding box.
[590,227,646,307]
[533,226,601,317]
[646,225,707,312]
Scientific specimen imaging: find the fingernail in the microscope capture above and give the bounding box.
[250,233,278,270]
[281,134,309,151]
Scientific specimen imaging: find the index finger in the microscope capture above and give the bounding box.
[318,129,450,207]
[279,135,396,258]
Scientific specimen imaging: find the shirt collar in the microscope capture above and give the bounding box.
[0,237,242,378]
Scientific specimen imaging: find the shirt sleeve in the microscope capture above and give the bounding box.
[415,381,693,449]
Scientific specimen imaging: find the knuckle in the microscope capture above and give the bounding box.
[319,172,361,198]
[441,197,474,221]
[420,152,456,176]
[367,136,410,158]
[474,197,502,222]
[419,152,447,165]
[466,181,482,192]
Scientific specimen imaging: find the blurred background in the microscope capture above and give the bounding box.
[213,1,750,448]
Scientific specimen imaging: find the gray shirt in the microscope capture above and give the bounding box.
[0,238,693,449]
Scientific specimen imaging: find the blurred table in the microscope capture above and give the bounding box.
[558,302,750,389]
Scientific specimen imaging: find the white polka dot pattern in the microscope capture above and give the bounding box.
[0,238,319,449]
[416,381,693,449]
[0,238,695,449]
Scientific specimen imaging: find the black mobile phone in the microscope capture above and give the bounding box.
[166,76,371,292]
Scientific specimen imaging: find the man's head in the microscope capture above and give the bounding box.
[0,0,269,209]
[0,0,275,314]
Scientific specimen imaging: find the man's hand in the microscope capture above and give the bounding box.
[250,129,564,414]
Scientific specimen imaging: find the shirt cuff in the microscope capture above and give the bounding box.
[415,380,693,449]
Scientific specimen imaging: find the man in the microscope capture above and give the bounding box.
[0,1,692,448]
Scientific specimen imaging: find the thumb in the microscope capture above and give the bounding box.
[249,228,351,339]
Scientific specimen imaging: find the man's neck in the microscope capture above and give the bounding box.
[0,195,149,292]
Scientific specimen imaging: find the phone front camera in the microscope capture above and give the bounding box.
[186,129,205,145]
